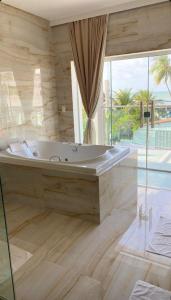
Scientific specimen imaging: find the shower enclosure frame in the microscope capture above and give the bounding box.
[0,177,15,300]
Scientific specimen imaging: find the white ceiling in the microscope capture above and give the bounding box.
[3,0,168,26]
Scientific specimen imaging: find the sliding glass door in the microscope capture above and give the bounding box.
[102,51,171,189]
[71,50,171,188]
[147,56,171,172]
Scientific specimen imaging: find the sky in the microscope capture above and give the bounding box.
[103,55,171,101]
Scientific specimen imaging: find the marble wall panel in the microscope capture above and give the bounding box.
[0,4,59,141]
[106,2,171,56]
[52,24,74,142]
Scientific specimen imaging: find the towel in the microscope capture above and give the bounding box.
[9,142,34,158]
[129,280,171,300]
[146,216,171,258]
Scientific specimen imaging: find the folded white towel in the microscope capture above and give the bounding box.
[155,217,171,236]
[9,142,34,158]
[129,280,171,300]
[146,216,171,258]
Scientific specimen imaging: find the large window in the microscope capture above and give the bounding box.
[72,51,171,184]
[72,52,171,148]
[102,53,171,148]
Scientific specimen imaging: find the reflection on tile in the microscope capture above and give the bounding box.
[0,4,59,141]
[10,244,32,273]
[138,169,171,190]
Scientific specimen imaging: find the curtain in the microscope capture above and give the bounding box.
[69,15,108,143]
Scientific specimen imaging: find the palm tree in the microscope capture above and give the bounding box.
[134,90,156,104]
[114,89,134,106]
[112,89,139,140]
[134,90,156,128]
[151,55,171,97]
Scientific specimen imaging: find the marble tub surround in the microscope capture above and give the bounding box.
[0,3,59,141]
[99,150,137,222]
[0,148,137,224]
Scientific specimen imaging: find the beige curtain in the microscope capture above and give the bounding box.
[69,15,108,143]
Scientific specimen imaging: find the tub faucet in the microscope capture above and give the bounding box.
[72,143,82,152]
[72,146,78,152]
[23,140,28,146]
[49,155,62,162]
[7,144,12,152]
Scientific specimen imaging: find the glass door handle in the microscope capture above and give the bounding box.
[149,207,153,231]
[140,101,144,128]
[151,100,155,128]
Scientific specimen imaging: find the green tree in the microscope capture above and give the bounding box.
[111,89,140,143]
[134,90,156,104]
[151,55,171,97]
[114,89,134,105]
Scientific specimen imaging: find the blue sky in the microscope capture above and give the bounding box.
[103,55,171,101]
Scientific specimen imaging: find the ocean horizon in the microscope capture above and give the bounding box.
[153,91,171,102]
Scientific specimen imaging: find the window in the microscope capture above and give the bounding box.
[71,50,171,187]
[71,62,105,144]
[71,51,171,150]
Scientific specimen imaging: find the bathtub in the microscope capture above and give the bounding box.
[2,140,130,175]
[0,140,137,224]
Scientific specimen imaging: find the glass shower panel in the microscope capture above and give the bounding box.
[109,57,149,170]
[103,53,171,189]
[147,54,171,178]
[0,178,15,300]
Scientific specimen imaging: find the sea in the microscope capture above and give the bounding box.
[153,91,171,103]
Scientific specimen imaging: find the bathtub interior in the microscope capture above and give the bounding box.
[5,140,119,163]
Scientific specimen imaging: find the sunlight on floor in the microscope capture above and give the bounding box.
[138,169,171,189]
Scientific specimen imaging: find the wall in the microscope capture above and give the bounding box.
[1,2,171,143]
[0,4,59,141]
[52,25,74,142]
[52,1,171,142]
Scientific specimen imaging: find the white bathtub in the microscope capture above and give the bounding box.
[1,140,130,175]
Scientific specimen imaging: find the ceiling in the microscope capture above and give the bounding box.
[2,0,168,26]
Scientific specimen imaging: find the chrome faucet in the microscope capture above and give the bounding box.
[72,143,82,152]
[49,155,62,162]
[72,145,78,152]
[23,140,28,146]
[7,144,12,152]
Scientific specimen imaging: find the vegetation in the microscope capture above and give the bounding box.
[109,90,158,144]
[114,89,134,105]
[134,90,155,104]
[82,55,171,144]
[107,55,171,144]
[151,55,171,97]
